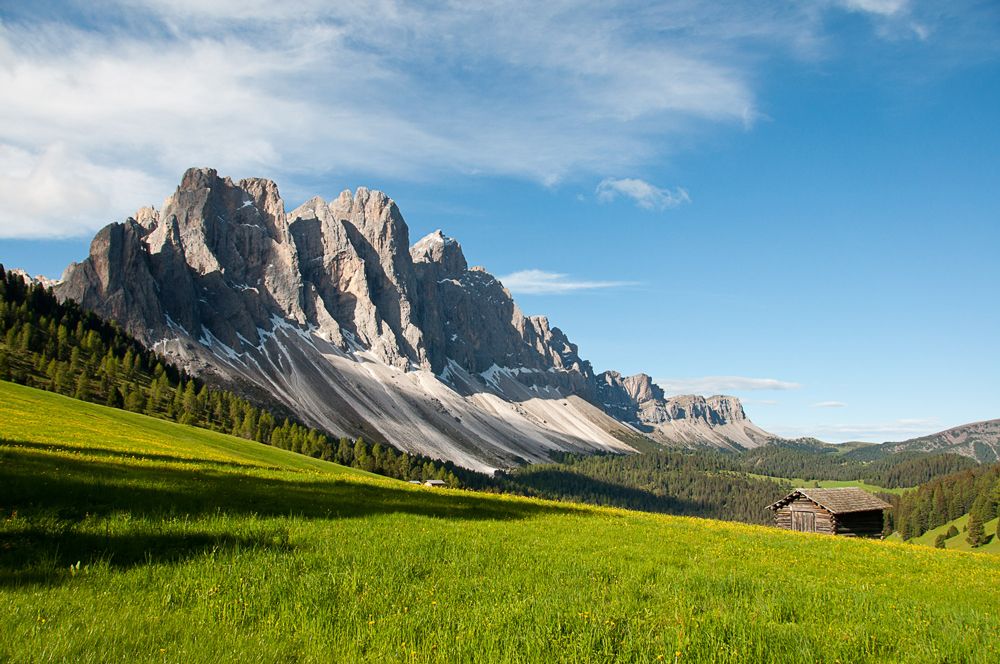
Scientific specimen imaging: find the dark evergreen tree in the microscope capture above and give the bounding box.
[967,512,985,547]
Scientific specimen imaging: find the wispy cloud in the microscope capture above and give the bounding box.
[656,376,802,395]
[595,178,691,211]
[498,269,638,295]
[833,0,908,17]
[0,2,756,237]
[811,400,848,408]
[771,418,941,442]
[0,1,988,237]
[829,0,932,40]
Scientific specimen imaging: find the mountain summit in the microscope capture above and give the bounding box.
[56,168,774,470]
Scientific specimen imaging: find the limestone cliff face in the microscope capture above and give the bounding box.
[597,372,773,451]
[56,167,773,468]
[409,230,596,398]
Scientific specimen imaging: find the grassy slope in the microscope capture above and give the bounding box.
[746,473,910,495]
[2,381,1000,663]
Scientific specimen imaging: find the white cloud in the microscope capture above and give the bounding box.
[498,269,638,295]
[595,178,691,211]
[770,418,941,442]
[0,1,828,238]
[833,0,908,17]
[830,0,932,40]
[0,144,163,238]
[0,1,980,237]
[811,400,848,408]
[656,376,802,395]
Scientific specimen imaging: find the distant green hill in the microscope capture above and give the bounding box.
[888,513,1000,555]
[3,380,1000,663]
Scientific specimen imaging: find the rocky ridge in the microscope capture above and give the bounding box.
[597,372,774,450]
[876,419,1000,463]
[56,168,775,470]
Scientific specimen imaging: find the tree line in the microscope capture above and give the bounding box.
[884,461,1000,546]
[0,266,464,486]
[497,450,792,525]
[731,440,977,488]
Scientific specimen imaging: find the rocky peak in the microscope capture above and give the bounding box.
[6,268,62,290]
[238,176,289,241]
[51,167,775,465]
[133,206,160,231]
[178,166,220,192]
[621,373,664,404]
[706,395,747,422]
[596,371,749,429]
[411,230,468,277]
[662,394,748,426]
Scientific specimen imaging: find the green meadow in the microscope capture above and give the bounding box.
[745,473,910,495]
[2,380,999,663]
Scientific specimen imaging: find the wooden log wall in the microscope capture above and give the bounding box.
[773,497,835,533]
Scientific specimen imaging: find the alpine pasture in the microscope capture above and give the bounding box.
[2,381,998,662]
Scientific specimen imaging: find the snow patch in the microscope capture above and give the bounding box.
[197,326,241,363]
[163,314,189,336]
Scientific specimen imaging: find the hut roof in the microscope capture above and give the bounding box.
[766,487,891,514]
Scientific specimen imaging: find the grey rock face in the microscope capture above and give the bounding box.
[55,167,773,468]
[408,230,596,397]
[878,419,1000,463]
[596,371,773,450]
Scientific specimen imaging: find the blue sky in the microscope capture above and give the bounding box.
[1,1,998,442]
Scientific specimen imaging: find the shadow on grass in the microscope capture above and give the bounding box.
[507,468,704,515]
[0,444,583,523]
[3,439,275,471]
[0,443,585,587]
[0,527,292,588]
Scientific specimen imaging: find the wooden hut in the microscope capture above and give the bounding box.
[766,487,890,538]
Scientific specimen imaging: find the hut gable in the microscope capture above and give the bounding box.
[767,487,890,538]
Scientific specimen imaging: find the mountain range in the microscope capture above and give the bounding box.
[861,419,1000,464]
[49,168,775,471]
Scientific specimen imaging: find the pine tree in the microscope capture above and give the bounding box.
[239,410,256,440]
[53,364,70,394]
[74,372,91,401]
[337,437,353,465]
[181,381,199,423]
[18,324,33,352]
[966,512,985,547]
[124,385,146,412]
[106,386,124,408]
[58,325,71,360]
[353,438,370,471]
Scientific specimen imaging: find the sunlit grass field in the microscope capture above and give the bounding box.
[3,380,999,662]
[745,472,909,495]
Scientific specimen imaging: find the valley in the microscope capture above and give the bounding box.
[4,4,999,661]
